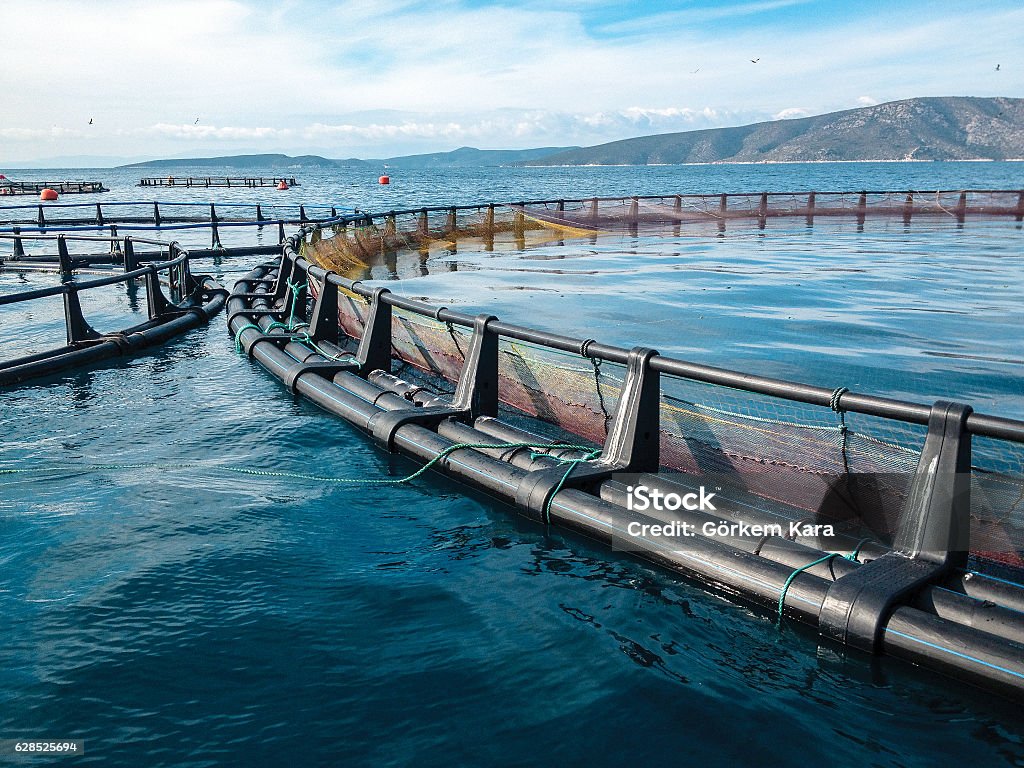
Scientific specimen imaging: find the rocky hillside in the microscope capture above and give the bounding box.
[529,97,1024,165]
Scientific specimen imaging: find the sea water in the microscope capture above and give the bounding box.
[1,162,1022,766]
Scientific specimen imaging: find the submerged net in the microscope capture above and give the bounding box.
[327,282,1024,568]
[305,191,1024,273]
[305,190,1024,568]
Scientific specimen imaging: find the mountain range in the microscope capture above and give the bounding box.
[112,96,1024,170]
[529,97,1024,165]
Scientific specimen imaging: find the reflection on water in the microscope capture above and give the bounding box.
[344,214,1023,418]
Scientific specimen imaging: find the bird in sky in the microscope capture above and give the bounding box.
[194,118,200,125]
[996,64,1000,71]
[88,118,93,125]
[751,58,760,63]
[691,67,700,73]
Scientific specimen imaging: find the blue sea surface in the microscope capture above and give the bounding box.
[1,162,1023,766]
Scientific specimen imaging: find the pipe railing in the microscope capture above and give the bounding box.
[0,232,208,347]
[288,222,1024,445]
[0,200,354,228]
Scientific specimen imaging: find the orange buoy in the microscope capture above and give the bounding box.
[40,188,59,201]
[378,175,390,185]
[276,181,289,191]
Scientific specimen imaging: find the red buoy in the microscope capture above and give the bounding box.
[379,175,390,185]
[40,188,59,201]
[0,174,6,180]
[277,181,289,191]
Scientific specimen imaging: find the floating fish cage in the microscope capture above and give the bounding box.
[304,189,1024,274]
[0,180,108,196]
[0,200,342,228]
[137,176,300,188]
[0,232,227,387]
[227,192,1024,701]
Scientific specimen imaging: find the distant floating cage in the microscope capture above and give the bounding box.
[306,189,1024,273]
[0,180,107,196]
[227,194,1024,701]
[0,232,227,386]
[137,176,300,188]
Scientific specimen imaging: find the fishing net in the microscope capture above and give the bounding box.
[324,281,1024,568]
[304,191,1024,568]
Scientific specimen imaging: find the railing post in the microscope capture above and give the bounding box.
[145,264,171,319]
[307,274,340,344]
[63,285,99,344]
[210,203,222,249]
[109,225,122,257]
[353,287,392,374]
[418,209,428,237]
[450,314,499,417]
[278,221,286,244]
[256,204,265,222]
[903,193,914,225]
[856,191,867,225]
[955,191,967,223]
[57,235,74,282]
[153,202,162,227]
[806,191,816,226]
[11,226,26,259]
[123,237,137,272]
[37,204,45,229]
[95,203,104,226]
[299,205,308,223]
[599,347,661,472]
[818,401,973,653]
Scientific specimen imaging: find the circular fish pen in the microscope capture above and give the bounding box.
[226,190,1024,701]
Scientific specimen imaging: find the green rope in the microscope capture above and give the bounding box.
[777,552,840,624]
[531,448,603,524]
[233,322,264,353]
[0,442,598,490]
[283,279,308,331]
[846,537,872,563]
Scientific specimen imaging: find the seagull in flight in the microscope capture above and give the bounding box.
[750,58,760,63]
[88,118,93,125]
[691,67,701,73]
[996,64,1000,71]
[194,117,200,125]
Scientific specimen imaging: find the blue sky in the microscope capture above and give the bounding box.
[1,0,1020,164]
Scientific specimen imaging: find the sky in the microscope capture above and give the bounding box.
[1,0,1021,164]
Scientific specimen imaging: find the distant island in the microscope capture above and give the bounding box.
[116,97,1023,171]
[120,147,578,171]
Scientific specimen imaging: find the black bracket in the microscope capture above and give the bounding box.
[818,400,973,653]
[307,273,340,344]
[243,333,304,360]
[64,286,100,344]
[515,346,661,521]
[225,307,285,328]
[282,360,357,393]
[351,287,392,375]
[366,313,498,451]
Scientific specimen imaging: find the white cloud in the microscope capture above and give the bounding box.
[0,1,1021,161]
[773,108,812,120]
